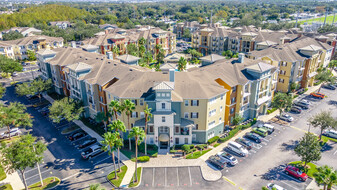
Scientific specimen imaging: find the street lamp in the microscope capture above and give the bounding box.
[33,143,43,186]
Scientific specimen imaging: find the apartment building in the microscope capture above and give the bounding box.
[0,27,42,40]
[248,37,333,92]
[49,21,72,29]
[82,26,176,57]
[174,21,200,38]
[0,35,64,60]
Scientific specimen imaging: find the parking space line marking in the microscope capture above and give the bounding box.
[177,167,179,187]
[222,176,236,186]
[288,125,308,134]
[278,179,300,190]
[188,167,192,186]
[25,164,44,173]
[278,172,304,184]
[165,167,167,187]
[61,172,81,181]
[334,150,337,155]
[25,168,51,180]
[152,168,155,187]
[93,155,111,165]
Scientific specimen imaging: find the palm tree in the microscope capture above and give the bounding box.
[143,51,153,66]
[328,60,337,71]
[109,119,126,172]
[314,165,337,190]
[128,127,145,183]
[95,112,109,132]
[88,184,105,190]
[177,57,187,71]
[109,100,121,120]
[112,45,120,58]
[0,102,33,139]
[123,99,135,150]
[101,132,119,179]
[143,105,152,155]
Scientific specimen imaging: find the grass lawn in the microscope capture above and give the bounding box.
[80,118,105,136]
[0,136,21,144]
[120,149,134,159]
[27,177,60,190]
[299,14,335,24]
[0,165,6,181]
[61,125,80,134]
[288,161,318,178]
[129,167,142,188]
[214,143,220,148]
[0,184,13,190]
[186,149,212,159]
[107,165,127,187]
[321,135,337,143]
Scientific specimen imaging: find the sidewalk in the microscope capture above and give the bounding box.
[1,172,25,190]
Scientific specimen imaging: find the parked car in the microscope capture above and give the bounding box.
[216,152,238,166]
[252,127,268,137]
[323,129,337,139]
[284,165,308,181]
[244,132,262,143]
[310,92,325,99]
[323,84,336,90]
[260,124,275,134]
[1,128,22,139]
[290,106,302,113]
[41,109,50,116]
[12,72,18,77]
[207,155,226,169]
[235,137,252,150]
[266,183,287,190]
[226,141,249,157]
[78,138,97,149]
[278,114,294,122]
[68,131,87,141]
[81,145,104,160]
[26,94,39,100]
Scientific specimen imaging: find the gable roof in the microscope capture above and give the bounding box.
[200,54,226,62]
[153,81,174,90]
[116,54,140,62]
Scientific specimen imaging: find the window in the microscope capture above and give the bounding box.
[208,121,216,129]
[131,123,134,128]
[150,137,154,144]
[191,100,199,106]
[219,117,222,123]
[208,131,215,139]
[132,112,138,118]
[175,126,180,133]
[184,138,188,144]
[231,97,236,104]
[279,78,285,83]
[192,134,197,142]
[220,95,224,100]
[209,97,216,104]
[162,116,166,122]
[279,70,286,75]
[209,109,216,117]
[140,112,145,118]
[101,106,104,112]
[191,112,198,118]
[281,62,287,67]
[232,86,237,92]
[230,108,235,114]
[132,99,137,105]
[175,138,179,144]
[166,93,170,97]
[184,100,188,106]
[157,93,161,97]
[162,93,166,97]
[184,112,189,118]
[149,126,154,133]
[140,99,144,106]
[220,106,223,112]
[161,103,166,109]
[99,86,102,91]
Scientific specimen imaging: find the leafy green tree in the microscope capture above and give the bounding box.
[328,60,337,72]
[314,165,337,190]
[101,132,119,179]
[316,71,335,93]
[222,50,233,58]
[128,127,145,183]
[49,97,84,127]
[188,49,202,60]
[294,133,321,168]
[271,93,293,118]
[0,84,5,98]
[0,134,47,190]
[308,110,337,140]
[0,102,33,139]
[109,119,126,171]
[88,184,105,190]
[156,48,165,64]
[123,99,135,150]
[27,50,36,61]
[0,55,23,80]
[138,37,146,46]
[144,105,152,155]
[95,112,109,132]
[177,57,187,71]
[232,115,244,125]
[2,31,24,41]
[143,51,153,66]
[290,82,300,92]
[182,28,191,39]
[112,45,120,59]
[16,78,52,102]
[127,43,139,57]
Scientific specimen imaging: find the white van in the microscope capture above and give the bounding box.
[263,124,275,134]
[227,141,249,157]
[323,129,337,139]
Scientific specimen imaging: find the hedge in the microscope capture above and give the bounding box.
[131,156,150,162]
[207,136,220,144]
[217,119,256,144]
[196,144,207,150]
[267,108,277,114]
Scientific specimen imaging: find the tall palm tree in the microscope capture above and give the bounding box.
[143,105,152,155]
[123,99,135,150]
[0,102,33,139]
[112,45,120,58]
[128,127,145,183]
[314,165,337,190]
[143,51,153,66]
[177,57,187,71]
[109,119,126,172]
[109,100,121,120]
[101,132,119,179]
[95,112,109,132]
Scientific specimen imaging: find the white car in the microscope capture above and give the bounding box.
[266,183,287,190]
[278,114,294,122]
[323,129,337,139]
[12,72,18,77]
[1,128,22,138]
[216,152,238,166]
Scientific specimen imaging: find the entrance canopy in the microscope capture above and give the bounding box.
[159,134,169,142]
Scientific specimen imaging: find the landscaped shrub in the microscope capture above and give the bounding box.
[207,136,219,144]
[304,88,308,92]
[196,144,207,150]
[169,149,178,153]
[132,156,150,162]
[189,144,195,149]
[267,108,277,114]
[151,153,158,157]
[182,144,190,152]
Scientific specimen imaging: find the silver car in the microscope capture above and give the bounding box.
[278,114,294,122]
[1,128,22,138]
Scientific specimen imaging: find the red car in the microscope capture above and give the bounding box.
[310,92,325,99]
[285,165,308,181]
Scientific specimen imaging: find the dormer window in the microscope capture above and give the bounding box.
[161,103,166,109]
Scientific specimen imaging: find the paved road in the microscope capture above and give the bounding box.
[2,86,116,189]
[0,64,41,84]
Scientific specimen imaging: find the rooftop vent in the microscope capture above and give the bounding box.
[130,69,133,71]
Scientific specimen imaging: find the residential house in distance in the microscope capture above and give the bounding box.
[0,35,64,60]
[98,24,118,30]
[248,37,333,92]
[49,21,72,29]
[82,26,176,57]
[0,27,42,40]
[174,21,200,38]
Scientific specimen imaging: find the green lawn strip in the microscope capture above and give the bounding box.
[299,15,335,25]
[321,135,337,143]
[0,165,6,181]
[107,165,127,187]
[61,125,80,134]
[129,167,142,188]
[27,177,60,190]
[0,184,13,190]
[120,149,134,159]
[288,161,317,178]
[186,149,212,159]
[213,143,220,148]
[0,136,21,144]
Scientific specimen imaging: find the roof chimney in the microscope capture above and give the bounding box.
[105,29,109,35]
[71,41,76,48]
[107,51,113,60]
[238,53,245,63]
[169,69,175,82]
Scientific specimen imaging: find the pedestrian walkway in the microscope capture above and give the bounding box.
[1,171,25,190]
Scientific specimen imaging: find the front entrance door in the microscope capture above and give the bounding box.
[159,141,169,149]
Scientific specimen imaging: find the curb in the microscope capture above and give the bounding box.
[199,166,223,182]
[128,167,143,189]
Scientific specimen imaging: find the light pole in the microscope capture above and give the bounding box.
[33,144,43,186]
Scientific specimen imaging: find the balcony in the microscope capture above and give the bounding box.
[257,96,271,105]
[175,127,190,135]
[272,79,278,84]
